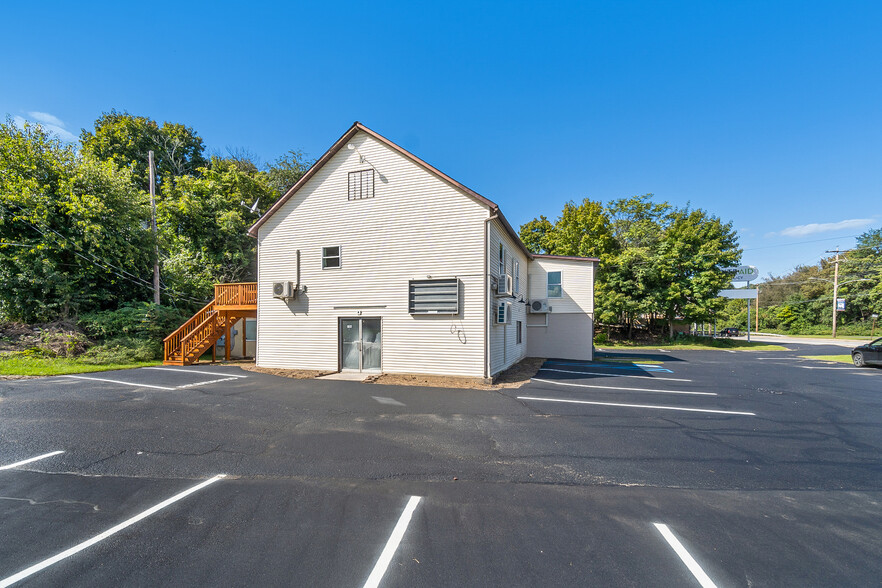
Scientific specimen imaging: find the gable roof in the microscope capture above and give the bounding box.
[248,122,532,258]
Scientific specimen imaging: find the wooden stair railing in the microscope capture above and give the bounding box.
[163,283,257,366]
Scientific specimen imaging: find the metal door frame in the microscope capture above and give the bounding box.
[338,317,382,372]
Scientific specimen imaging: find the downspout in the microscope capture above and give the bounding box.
[484,211,498,381]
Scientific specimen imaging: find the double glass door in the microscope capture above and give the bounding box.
[341,318,381,371]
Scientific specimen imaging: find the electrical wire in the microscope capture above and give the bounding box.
[1,200,207,305]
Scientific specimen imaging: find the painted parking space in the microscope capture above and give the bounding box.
[0,470,428,587]
[57,366,249,391]
[0,468,227,584]
[522,357,757,418]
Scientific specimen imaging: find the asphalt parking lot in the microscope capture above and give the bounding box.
[1,345,881,587]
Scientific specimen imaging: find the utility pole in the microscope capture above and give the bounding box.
[755,287,759,332]
[825,248,850,339]
[149,151,160,305]
[746,278,751,343]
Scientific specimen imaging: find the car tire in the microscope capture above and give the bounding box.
[853,352,865,367]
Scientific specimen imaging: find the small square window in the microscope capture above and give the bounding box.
[547,271,562,298]
[322,246,341,269]
[348,169,375,200]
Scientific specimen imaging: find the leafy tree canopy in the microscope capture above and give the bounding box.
[80,110,207,192]
[520,193,741,335]
[158,156,276,301]
[265,149,311,197]
[1,118,152,321]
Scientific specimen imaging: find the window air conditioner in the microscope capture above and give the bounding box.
[529,299,550,313]
[495,301,511,324]
[496,274,514,297]
[272,281,294,299]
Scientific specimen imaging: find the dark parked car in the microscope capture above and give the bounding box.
[720,327,739,337]
[852,337,882,367]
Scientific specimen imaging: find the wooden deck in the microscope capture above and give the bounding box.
[163,283,257,365]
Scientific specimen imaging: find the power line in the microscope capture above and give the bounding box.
[1,201,207,305]
[742,235,861,251]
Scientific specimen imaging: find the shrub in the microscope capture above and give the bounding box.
[594,332,609,345]
[39,329,90,357]
[79,336,160,364]
[79,303,188,342]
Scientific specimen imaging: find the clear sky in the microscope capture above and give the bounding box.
[2,0,880,280]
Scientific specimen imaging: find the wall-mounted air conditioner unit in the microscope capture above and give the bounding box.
[272,281,294,299]
[495,301,511,324]
[529,299,550,313]
[495,274,514,297]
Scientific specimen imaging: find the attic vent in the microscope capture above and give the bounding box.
[348,169,375,200]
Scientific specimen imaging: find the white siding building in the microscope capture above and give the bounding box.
[249,123,597,380]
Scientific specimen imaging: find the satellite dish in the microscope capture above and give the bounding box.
[241,199,260,214]
[347,143,355,150]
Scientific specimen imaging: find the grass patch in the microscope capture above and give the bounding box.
[0,355,160,376]
[598,339,787,351]
[778,334,871,340]
[798,354,853,364]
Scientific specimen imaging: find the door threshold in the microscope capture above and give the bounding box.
[317,372,373,382]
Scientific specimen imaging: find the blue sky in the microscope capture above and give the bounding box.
[2,0,880,279]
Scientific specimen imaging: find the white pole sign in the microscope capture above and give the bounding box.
[719,289,758,299]
[722,265,759,282]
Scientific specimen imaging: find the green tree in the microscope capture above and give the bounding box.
[518,215,555,254]
[0,118,152,321]
[265,149,311,197]
[655,207,741,336]
[845,227,882,319]
[158,156,276,301]
[599,195,671,332]
[544,199,617,259]
[80,110,207,192]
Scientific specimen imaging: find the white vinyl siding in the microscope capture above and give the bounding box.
[527,258,595,361]
[487,219,529,375]
[257,131,488,377]
[528,259,595,314]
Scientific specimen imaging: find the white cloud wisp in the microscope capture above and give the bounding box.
[14,111,78,142]
[775,218,874,238]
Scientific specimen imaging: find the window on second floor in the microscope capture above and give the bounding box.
[547,271,562,298]
[348,169,375,200]
[514,260,520,293]
[498,243,504,276]
[322,246,341,269]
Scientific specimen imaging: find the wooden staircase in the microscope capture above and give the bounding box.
[163,283,257,365]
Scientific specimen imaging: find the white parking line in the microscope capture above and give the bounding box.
[539,368,692,382]
[176,377,241,389]
[0,474,226,588]
[362,495,422,588]
[0,451,64,471]
[61,375,175,390]
[372,396,406,406]
[143,367,247,378]
[517,396,756,416]
[532,378,716,396]
[653,523,718,588]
